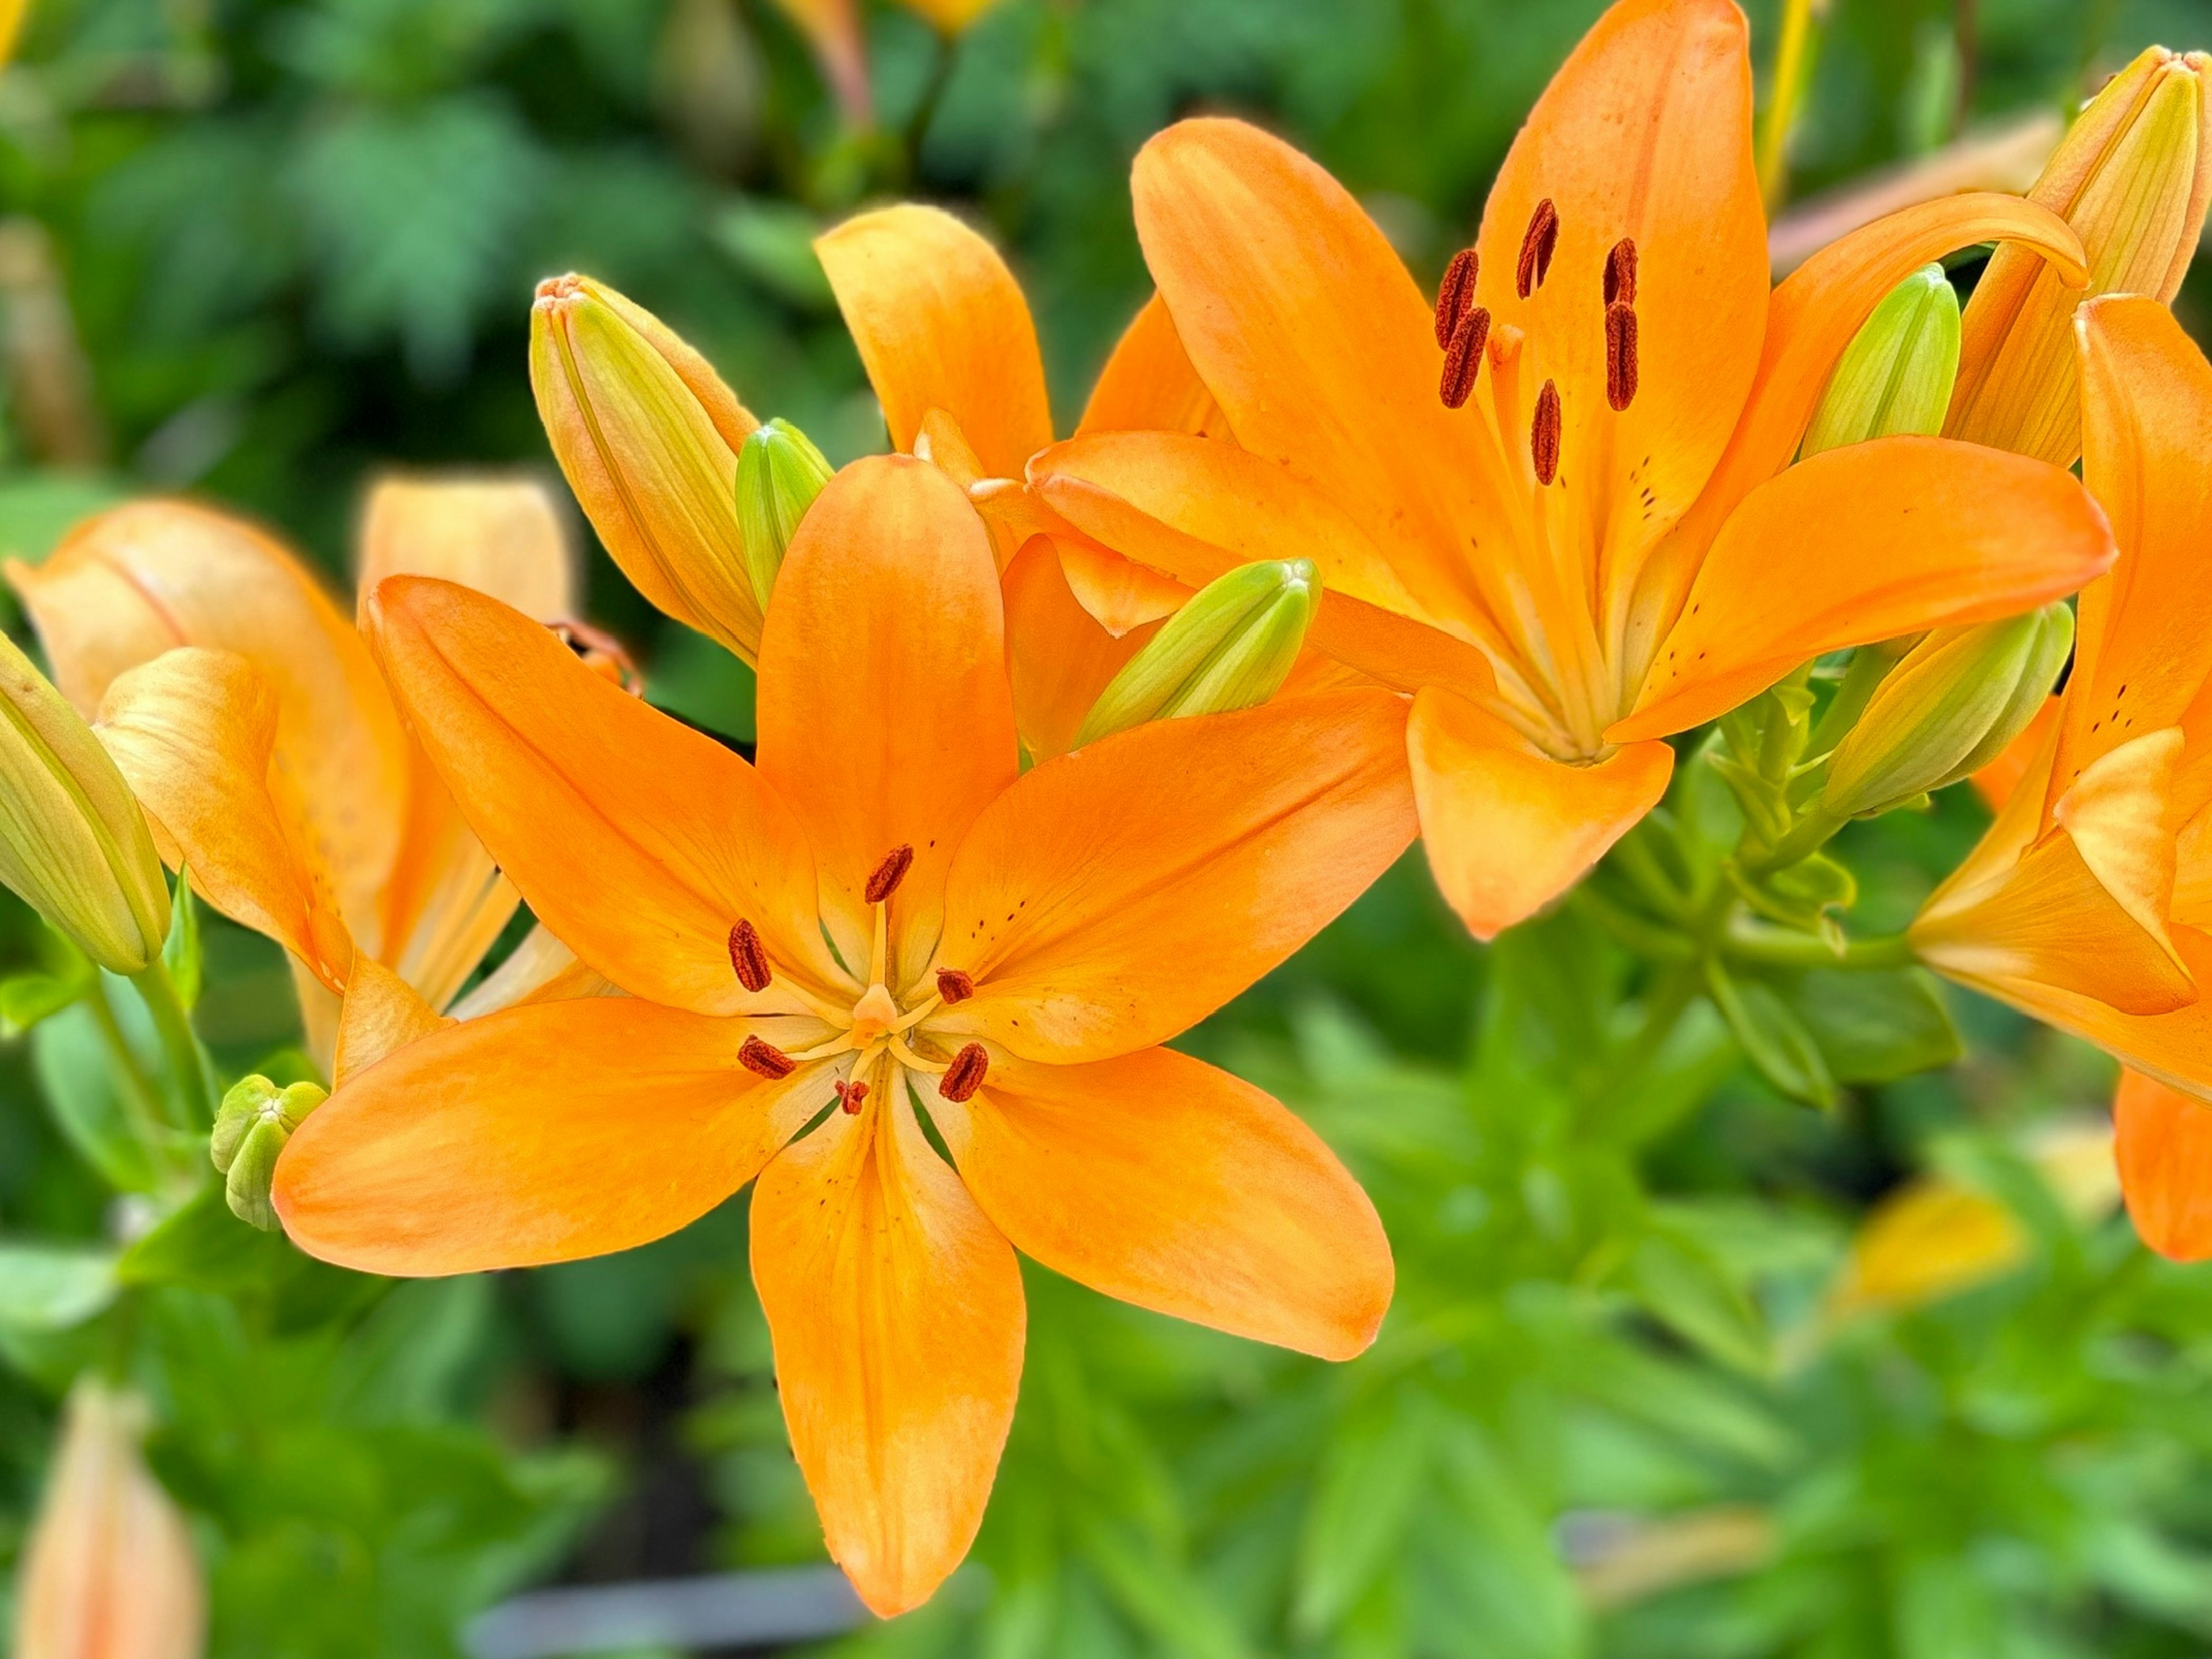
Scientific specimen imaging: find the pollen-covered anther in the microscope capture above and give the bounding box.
[738,1035,796,1079]
[1531,379,1562,485]
[863,843,914,904]
[834,1078,870,1115]
[1603,238,1638,307]
[1516,198,1558,298]
[1438,306,1492,408]
[1605,304,1639,411]
[1433,248,1478,347]
[940,1042,989,1103]
[935,967,975,1004]
[727,919,771,991]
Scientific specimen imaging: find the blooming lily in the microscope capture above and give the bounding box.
[1016,0,2116,937]
[272,455,1409,1616]
[7,482,602,1074]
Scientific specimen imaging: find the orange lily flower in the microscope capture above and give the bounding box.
[272,454,1408,1616]
[7,482,604,1074]
[1010,0,2116,938]
[1914,297,2212,1255]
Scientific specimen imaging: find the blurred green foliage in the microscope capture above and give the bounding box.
[1,0,2210,1655]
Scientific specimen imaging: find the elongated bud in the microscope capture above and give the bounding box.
[0,628,168,973]
[1823,604,2074,817]
[736,418,834,612]
[14,1380,206,1659]
[529,274,767,661]
[1802,264,1961,457]
[1948,47,2212,466]
[1075,559,1320,747]
[210,1074,326,1232]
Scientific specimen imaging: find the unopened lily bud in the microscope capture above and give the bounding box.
[1948,46,2212,466]
[1823,603,2074,818]
[210,1074,326,1232]
[1075,559,1319,747]
[14,1380,205,1659]
[1801,264,1960,456]
[529,274,767,660]
[0,628,168,974]
[736,418,834,611]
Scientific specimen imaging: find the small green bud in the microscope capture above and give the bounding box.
[736,418,834,611]
[1075,559,1321,747]
[0,628,168,974]
[211,1074,327,1231]
[1823,603,2073,817]
[1801,263,1962,457]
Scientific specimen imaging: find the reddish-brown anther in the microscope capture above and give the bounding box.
[1603,238,1638,307]
[935,967,976,1004]
[1531,380,1562,484]
[863,843,915,904]
[1605,304,1639,411]
[728,919,771,991]
[1516,199,1558,298]
[1433,248,1479,347]
[1438,306,1493,408]
[939,1042,990,1103]
[834,1078,870,1115]
[738,1035,796,1078]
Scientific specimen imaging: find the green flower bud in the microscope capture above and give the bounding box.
[1076,559,1320,747]
[211,1074,327,1232]
[736,418,834,611]
[1802,264,1963,458]
[0,628,168,974]
[1823,603,2073,817]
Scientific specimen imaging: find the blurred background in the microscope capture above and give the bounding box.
[4,0,2212,1654]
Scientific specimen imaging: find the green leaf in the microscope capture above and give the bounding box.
[1425,1418,1585,1659]
[117,1182,293,1293]
[1705,961,1837,1108]
[1629,1226,1771,1375]
[1294,1397,1438,1635]
[1777,966,1961,1083]
[30,1003,164,1191]
[711,196,836,310]
[0,966,90,1037]
[0,1241,118,1331]
[1730,850,1856,931]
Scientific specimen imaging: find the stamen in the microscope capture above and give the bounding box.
[1531,380,1562,486]
[1516,199,1558,298]
[1605,303,1639,411]
[935,968,975,1004]
[1438,306,1492,409]
[727,919,771,992]
[863,844,914,904]
[940,1042,990,1103]
[834,1078,870,1115]
[548,619,643,696]
[738,1035,796,1079]
[1603,238,1638,307]
[1433,248,1478,348]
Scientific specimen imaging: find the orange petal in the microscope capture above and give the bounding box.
[1001,536,1155,764]
[9,501,410,946]
[355,474,574,625]
[751,1090,1023,1618]
[2116,1067,2212,1261]
[1075,291,1225,438]
[331,956,450,1088]
[1970,695,2061,814]
[1410,687,1673,938]
[1618,435,2114,741]
[374,738,518,1014]
[366,575,839,1015]
[936,1046,1391,1359]
[1053,535,1189,635]
[2050,728,2186,971]
[94,648,355,990]
[275,998,827,1274]
[816,204,1054,479]
[930,688,1416,1063]
[447,922,619,1020]
[766,0,872,123]
[755,455,1018,976]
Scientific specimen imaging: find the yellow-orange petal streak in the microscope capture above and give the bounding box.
[275,998,826,1274]
[1410,687,1673,939]
[2116,1067,2212,1262]
[816,204,1055,479]
[931,688,1416,1063]
[937,1046,1391,1359]
[750,1090,1024,1618]
[366,575,838,1013]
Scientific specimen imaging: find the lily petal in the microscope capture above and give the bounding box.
[1410,687,1673,938]
[751,1089,1023,1618]
[2116,1067,2212,1261]
[1002,536,1154,764]
[936,1046,1391,1359]
[1618,435,2113,741]
[331,956,450,1088]
[931,688,1416,1063]
[1054,534,1190,635]
[448,922,619,1020]
[366,575,838,1014]
[1075,291,1225,438]
[2051,728,2186,969]
[816,204,1054,479]
[355,475,574,624]
[275,998,826,1274]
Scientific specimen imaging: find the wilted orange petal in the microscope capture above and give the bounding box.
[938,1045,1391,1359]
[751,1092,1023,1618]
[2116,1067,2212,1260]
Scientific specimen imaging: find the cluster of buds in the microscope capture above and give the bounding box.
[210,1074,327,1231]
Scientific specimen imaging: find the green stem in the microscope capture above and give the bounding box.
[1740,806,1849,875]
[1722,919,1915,970]
[130,958,212,1127]
[1573,885,1695,961]
[84,986,169,1160]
